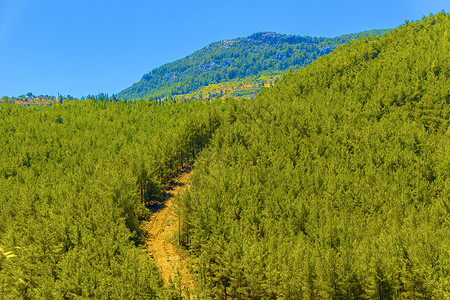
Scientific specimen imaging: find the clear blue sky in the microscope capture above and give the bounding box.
[0,0,448,98]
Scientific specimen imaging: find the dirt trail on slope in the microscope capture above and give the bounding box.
[141,166,195,295]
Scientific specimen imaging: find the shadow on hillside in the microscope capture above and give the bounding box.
[148,201,166,214]
[147,164,192,214]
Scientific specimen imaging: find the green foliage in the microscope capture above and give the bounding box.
[0,99,225,298]
[2,95,60,106]
[117,30,389,101]
[180,12,450,299]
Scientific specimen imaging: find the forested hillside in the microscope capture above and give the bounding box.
[180,12,450,299]
[1,11,447,300]
[0,99,225,298]
[1,95,61,106]
[117,30,389,101]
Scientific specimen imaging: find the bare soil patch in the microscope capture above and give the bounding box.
[141,166,195,296]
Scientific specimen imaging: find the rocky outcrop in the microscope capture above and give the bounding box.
[244,32,318,45]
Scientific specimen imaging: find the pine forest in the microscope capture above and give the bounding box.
[1,11,449,300]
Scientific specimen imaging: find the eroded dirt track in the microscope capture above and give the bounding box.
[141,166,195,295]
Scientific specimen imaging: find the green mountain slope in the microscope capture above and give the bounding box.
[0,99,226,298]
[180,12,449,298]
[117,30,389,100]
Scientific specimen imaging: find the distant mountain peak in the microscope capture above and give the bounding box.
[245,32,317,45]
[117,29,390,100]
[247,32,280,39]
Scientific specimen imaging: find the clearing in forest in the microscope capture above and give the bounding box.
[141,166,195,296]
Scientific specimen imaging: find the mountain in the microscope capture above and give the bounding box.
[179,12,449,298]
[117,30,389,100]
[1,12,447,299]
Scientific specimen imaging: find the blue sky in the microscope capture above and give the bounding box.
[0,0,448,98]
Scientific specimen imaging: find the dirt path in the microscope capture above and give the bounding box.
[141,166,195,296]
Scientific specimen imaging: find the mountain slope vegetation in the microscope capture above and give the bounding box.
[0,99,226,298]
[1,12,447,300]
[179,12,450,299]
[117,30,389,101]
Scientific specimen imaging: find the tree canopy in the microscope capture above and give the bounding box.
[179,12,449,299]
[0,98,225,298]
